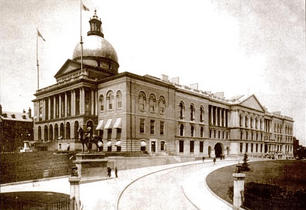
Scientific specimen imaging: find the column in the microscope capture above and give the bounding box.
[219,108,222,127]
[59,94,62,118]
[53,96,57,119]
[91,90,95,115]
[80,88,85,115]
[214,107,218,126]
[223,109,226,127]
[65,92,68,117]
[95,91,98,115]
[42,99,46,121]
[210,106,214,125]
[71,90,75,116]
[48,97,51,120]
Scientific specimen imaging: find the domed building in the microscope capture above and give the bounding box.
[33,11,294,159]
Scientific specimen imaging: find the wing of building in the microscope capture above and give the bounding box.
[32,10,294,159]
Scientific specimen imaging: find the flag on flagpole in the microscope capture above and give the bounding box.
[82,2,90,11]
[37,29,46,41]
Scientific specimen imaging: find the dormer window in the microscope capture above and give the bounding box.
[11,114,15,118]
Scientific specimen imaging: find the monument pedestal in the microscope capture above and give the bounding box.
[73,152,114,181]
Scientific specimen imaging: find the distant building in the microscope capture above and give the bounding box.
[0,105,33,152]
[32,11,294,158]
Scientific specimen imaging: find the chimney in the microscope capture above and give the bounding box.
[28,107,32,118]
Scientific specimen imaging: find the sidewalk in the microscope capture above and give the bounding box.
[1,158,240,210]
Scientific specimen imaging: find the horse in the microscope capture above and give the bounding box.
[78,128,89,152]
[90,135,103,152]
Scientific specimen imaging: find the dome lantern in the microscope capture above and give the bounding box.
[87,9,104,37]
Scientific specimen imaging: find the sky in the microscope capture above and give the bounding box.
[0,0,305,145]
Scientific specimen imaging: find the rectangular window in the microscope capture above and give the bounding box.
[150,120,155,134]
[116,128,121,139]
[246,143,249,153]
[179,140,184,153]
[200,141,204,153]
[256,144,258,152]
[160,121,165,135]
[190,141,194,153]
[240,143,243,153]
[108,145,112,152]
[140,119,145,133]
[99,130,103,137]
[251,143,253,152]
[117,146,121,152]
[107,129,112,139]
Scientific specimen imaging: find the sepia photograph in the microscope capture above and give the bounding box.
[1,0,305,209]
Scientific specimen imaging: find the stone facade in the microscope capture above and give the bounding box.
[33,11,294,158]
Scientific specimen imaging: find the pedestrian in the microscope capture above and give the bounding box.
[107,167,111,177]
[213,157,216,165]
[115,167,118,178]
[202,156,205,162]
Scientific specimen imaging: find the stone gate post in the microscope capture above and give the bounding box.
[232,173,245,210]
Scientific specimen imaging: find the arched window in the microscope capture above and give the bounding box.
[38,126,42,140]
[200,106,204,122]
[138,91,146,111]
[60,123,64,139]
[149,94,156,113]
[44,125,48,141]
[190,104,195,121]
[180,124,184,136]
[54,124,58,140]
[116,90,122,109]
[49,125,53,141]
[200,126,204,137]
[66,122,70,139]
[190,125,195,137]
[74,121,79,139]
[250,118,253,128]
[179,101,185,119]
[99,94,104,111]
[158,96,166,114]
[106,91,114,110]
[245,116,248,127]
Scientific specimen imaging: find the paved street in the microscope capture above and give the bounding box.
[1,158,240,210]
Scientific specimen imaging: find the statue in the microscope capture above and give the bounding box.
[78,126,103,152]
[78,127,89,152]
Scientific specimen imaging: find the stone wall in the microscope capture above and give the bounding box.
[0,152,73,184]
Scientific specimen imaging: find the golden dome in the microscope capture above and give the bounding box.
[72,35,118,64]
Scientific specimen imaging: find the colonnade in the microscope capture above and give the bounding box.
[209,105,229,127]
[38,87,98,121]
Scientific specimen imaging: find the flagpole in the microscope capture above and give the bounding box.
[80,0,83,73]
[36,28,39,90]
